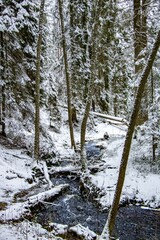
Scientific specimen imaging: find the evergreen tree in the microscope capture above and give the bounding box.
[0,0,48,154]
[0,0,39,119]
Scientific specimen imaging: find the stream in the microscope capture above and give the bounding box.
[35,175,160,240]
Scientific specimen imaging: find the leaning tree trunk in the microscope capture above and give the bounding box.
[99,30,160,240]
[58,0,76,149]
[34,0,45,161]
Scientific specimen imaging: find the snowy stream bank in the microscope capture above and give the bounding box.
[0,119,160,239]
[32,174,160,240]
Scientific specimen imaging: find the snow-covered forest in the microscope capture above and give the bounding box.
[0,0,160,239]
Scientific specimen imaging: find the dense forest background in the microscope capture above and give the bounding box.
[0,0,160,162]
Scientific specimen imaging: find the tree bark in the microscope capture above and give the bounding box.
[34,0,46,161]
[0,29,6,137]
[133,0,150,125]
[141,0,148,49]
[133,0,142,73]
[99,30,160,240]
[151,70,157,161]
[80,86,94,170]
[80,0,102,171]
[58,0,76,149]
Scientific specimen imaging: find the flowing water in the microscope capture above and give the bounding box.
[35,175,160,240]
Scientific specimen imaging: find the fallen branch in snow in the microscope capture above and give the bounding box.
[5,152,31,160]
[49,163,109,182]
[88,163,110,174]
[0,184,69,222]
[49,165,81,176]
[50,222,97,240]
[90,112,128,126]
[69,224,97,240]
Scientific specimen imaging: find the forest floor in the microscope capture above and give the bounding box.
[0,111,160,239]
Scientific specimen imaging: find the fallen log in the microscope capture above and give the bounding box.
[49,165,81,176]
[0,184,69,222]
[69,224,97,240]
[90,112,128,125]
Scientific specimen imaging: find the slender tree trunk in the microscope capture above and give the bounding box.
[133,0,149,125]
[80,85,94,170]
[1,84,5,136]
[133,0,149,71]
[99,30,160,240]
[133,0,141,73]
[34,0,45,161]
[58,0,76,149]
[141,0,148,49]
[80,0,101,171]
[0,29,6,137]
[151,70,156,161]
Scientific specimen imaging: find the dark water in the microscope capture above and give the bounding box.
[35,175,160,240]
[86,142,102,160]
[36,175,107,233]
[115,206,160,240]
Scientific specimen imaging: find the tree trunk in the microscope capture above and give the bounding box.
[141,0,148,49]
[58,0,76,149]
[99,30,160,240]
[151,70,157,161]
[34,0,46,161]
[0,29,6,137]
[133,0,142,73]
[133,0,149,125]
[1,84,6,136]
[80,86,94,171]
[69,0,89,102]
[80,0,102,171]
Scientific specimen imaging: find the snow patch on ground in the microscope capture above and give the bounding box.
[0,145,34,203]
[88,123,160,208]
[0,221,62,240]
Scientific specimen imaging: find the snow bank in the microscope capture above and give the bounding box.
[0,145,34,203]
[0,184,69,222]
[0,221,63,240]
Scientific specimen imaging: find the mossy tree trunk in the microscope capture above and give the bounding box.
[99,30,160,240]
